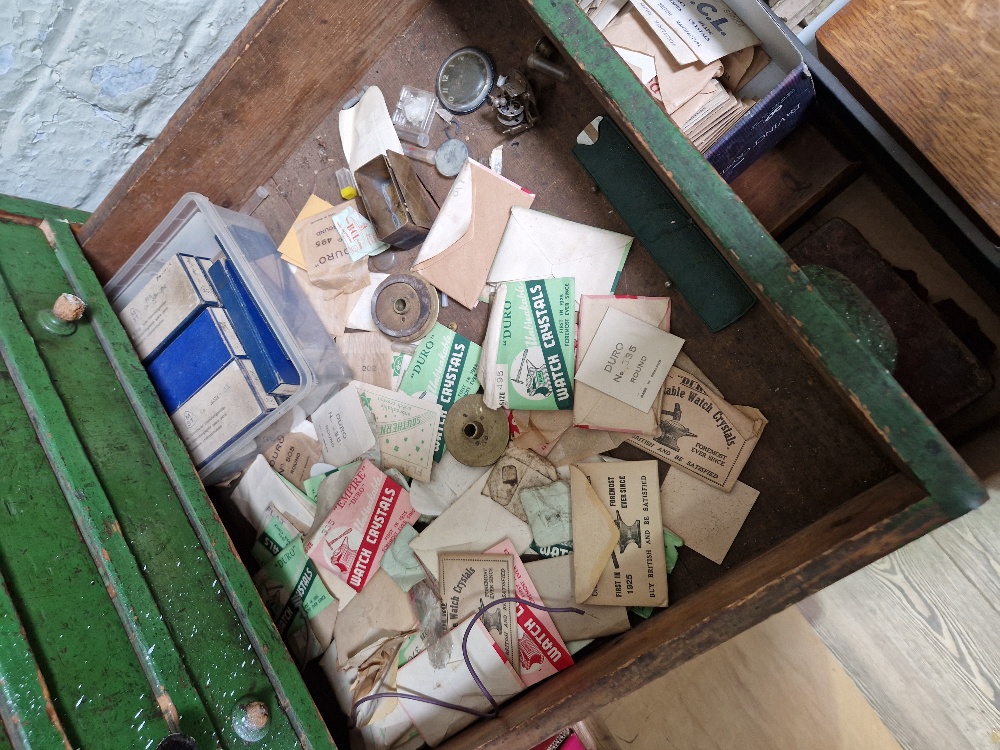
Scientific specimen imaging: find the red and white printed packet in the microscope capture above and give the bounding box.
[486,538,573,685]
[306,459,418,609]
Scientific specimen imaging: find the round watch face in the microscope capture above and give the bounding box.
[436,47,496,115]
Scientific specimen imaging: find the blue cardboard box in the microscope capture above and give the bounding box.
[208,255,301,397]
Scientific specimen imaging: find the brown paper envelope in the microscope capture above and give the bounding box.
[671,81,729,131]
[604,7,722,114]
[263,431,323,491]
[576,460,669,607]
[570,466,618,601]
[295,200,370,294]
[573,296,672,434]
[414,161,534,309]
[736,46,771,93]
[660,468,759,564]
[544,428,628,467]
[718,46,755,91]
[524,554,631,641]
[627,367,766,492]
[334,568,417,667]
[337,331,395,389]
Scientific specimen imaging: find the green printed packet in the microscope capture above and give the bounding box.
[482,278,575,411]
[251,507,300,566]
[399,323,481,461]
[254,537,337,663]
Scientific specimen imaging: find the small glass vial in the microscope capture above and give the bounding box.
[336,168,358,200]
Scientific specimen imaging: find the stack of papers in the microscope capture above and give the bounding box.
[589,1,768,152]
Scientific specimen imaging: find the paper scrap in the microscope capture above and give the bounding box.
[408,474,533,581]
[483,446,559,523]
[396,620,524,747]
[628,366,766,492]
[660,467,758,564]
[380,525,426,592]
[575,307,683,413]
[524,554,631,641]
[408,450,490,517]
[334,567,417,667]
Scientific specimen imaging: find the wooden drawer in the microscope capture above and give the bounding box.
[15,0,998,748]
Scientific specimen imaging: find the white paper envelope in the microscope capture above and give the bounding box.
[408,474,532,581]
[339,86,403,173]
[396,619,525,746]
[487,208,632,304]
[231,455,316,533]
[414,160,535,309]
[575,307,684,413]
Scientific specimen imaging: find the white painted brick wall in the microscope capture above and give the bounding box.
[0,0,265,211]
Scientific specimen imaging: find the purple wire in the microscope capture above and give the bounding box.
[350,597,584,727]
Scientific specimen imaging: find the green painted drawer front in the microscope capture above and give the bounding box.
[0,198,336,749]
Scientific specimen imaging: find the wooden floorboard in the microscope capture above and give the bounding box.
[596,607,903,750]
[802,471,1000,750]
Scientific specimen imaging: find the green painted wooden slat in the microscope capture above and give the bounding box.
[45,216,337,749]
[0,722,14,750]
[0,574,72,750]
[0,225,224,747]
[0,354,168,750]
[0,193,88,225]
[528,0,985,516]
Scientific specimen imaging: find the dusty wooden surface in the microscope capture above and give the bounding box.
[816,0,1000,240]
[78,0,432,282]
[730,121,859,238]
[255,0,897,607]
[803,441,1000,749]
[597,607,903,750]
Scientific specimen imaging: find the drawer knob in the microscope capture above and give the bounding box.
[231,697,270,742]
[38,293,87,336]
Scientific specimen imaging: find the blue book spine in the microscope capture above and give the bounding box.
[207,257,300,397]
[146,307,245,414]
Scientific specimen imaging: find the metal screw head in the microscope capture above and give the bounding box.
[231,698,270,742]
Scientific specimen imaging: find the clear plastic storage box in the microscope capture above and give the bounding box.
[105,193,349,484]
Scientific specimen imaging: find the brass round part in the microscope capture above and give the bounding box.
[443,394,510,467]
[371,273,439,342]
